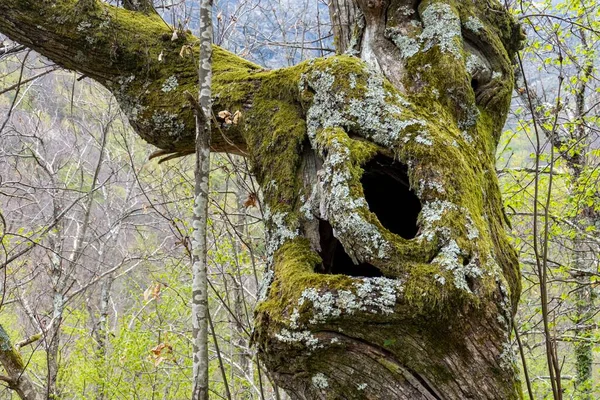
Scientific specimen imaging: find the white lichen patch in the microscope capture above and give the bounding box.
[357,383,368,391]
[300,184,319,220]
[499,341,517,372]
[458,102,480,131]
[465,213,480,240]
[420,3,462,59]
[151,111,185,137]
[292,277,403,327]
[387,3,465,61]
[434,274,446,285]
[417,179,445,197]
[419,200,457,242]
[388,32,420,60]
[496,279,513,325]
[77,21,92,32]
[463,16,485,33]
[461,130,474,144]
[399,5,414,16]
[257,269,274,303]
[161,75,179,92]
[264,210,299,260]
[289,308,301,329]
[355,277,402,313]
[109,76,150,123]
[432,240,482,292]
[312,373,329,389]
[415,131,433,146]
[349,73,357,89]
[302,66,425,148]
[275,329,321,350]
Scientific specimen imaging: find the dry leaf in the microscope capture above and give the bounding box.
[152,283,162,300]
[232,110,242,125]
[150,342,168,355]
[179,45,192,58]
[150,342,174,367]
[143,283,162,301]
[244,193,257,208]
[143,286,152,301]
[218,110,232,121]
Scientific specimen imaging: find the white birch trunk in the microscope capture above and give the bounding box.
[191,1,213,399]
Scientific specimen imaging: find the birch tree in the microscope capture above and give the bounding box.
[190,0,213,398]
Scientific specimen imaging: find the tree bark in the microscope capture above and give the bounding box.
[0,324,42,400]
[191,0,213,399]
[0,0,524,398]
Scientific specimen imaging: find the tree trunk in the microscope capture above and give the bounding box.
[0,0,524,398]
[191,0,213,399]
[570,32,596,395]
[0,324,42,400]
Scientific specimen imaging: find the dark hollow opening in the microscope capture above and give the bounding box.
[360,154,421,239]
[316,219,383,277]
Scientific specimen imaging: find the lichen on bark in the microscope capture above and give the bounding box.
[0,0,524,398]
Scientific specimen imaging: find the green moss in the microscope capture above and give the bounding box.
[0,325,25,369]
[255,238,355,325]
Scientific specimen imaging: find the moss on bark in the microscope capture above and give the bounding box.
[0,1,524,398]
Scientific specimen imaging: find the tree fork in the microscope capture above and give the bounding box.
[0,0,524,398]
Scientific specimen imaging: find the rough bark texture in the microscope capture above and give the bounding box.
[191,0,213,398]
[0,324,42,400]
[0,0,524,398]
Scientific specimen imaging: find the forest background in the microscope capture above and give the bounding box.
[0,0,599,399]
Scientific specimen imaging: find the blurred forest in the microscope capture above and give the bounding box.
[0,0,598,399]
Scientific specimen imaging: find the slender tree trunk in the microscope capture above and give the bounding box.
[572,232,594,398]
[191,0,213,399]
[93,273,113,400]
[570,28,596,395]
[46,246,64,399]
[232,172,251,383]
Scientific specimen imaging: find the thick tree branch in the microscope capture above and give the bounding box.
[0,324,41,400]
[0,0,250,153]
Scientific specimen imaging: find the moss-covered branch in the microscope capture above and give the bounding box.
[0,324,41,400]
[0,0,251,153]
